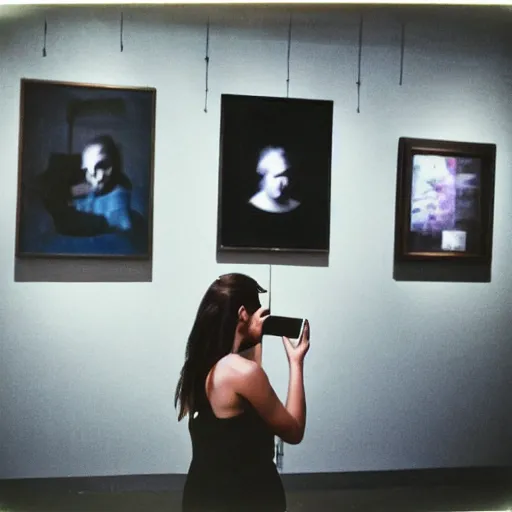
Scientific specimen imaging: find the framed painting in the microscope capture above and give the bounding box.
[217,94,333,253]
[394,137,496,264]
[15,78,156,259]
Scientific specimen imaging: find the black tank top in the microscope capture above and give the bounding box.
[182,380,286,512]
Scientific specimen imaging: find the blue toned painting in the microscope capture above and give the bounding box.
[16,79,155,258]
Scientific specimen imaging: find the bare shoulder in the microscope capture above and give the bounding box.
[219,354,268,391]
[221,353,260,374]
[204,355,253,396]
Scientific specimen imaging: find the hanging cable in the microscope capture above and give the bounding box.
[268,264,272,313]
[286,13,292,98]
[269,261,281,470]
[120,12,124,52]
[204,17,210,113]
[399,22,405,86]
[356,14,363,113]
[42,18,47,57]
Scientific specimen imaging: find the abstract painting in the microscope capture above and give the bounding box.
[394,137,496,264]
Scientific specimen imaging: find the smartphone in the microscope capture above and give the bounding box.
[262,316,305,344]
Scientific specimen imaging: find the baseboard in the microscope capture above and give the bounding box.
[0,466,511,496]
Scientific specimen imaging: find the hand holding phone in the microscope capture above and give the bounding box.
[282,319,310,363]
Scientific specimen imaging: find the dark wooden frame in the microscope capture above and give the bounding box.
[394,137,496,264]
[216,93,333,254]
[14,78,156,260]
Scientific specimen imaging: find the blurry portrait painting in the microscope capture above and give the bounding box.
[395,137,496,263]
[249,146,301,214]
[217,94,333,253]
[15,78,156,259]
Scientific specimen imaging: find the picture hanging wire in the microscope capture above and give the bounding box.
[42,17,47,57]
[399,21,405,86]
[356,14,363,113]
[286,13,293,98]
[120,12,124,52]
[268,264,272,313]
[204,17,210,113]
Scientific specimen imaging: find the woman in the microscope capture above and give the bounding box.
[175,273,310,512]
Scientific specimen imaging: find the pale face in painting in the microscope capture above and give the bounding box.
[82,143,113,193]
[259,149,290,200]
[248,147,301,214]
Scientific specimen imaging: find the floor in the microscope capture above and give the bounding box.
[0,486,510,512]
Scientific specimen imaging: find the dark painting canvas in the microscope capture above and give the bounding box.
[217,94,333,253]
[15,78,156,259]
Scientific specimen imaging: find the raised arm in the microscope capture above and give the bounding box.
[231,321,310,445]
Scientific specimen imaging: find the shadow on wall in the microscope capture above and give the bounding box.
[216,251,329,268]
[14,258,152,283]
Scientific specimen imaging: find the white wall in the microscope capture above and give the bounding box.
[1,5,512,480]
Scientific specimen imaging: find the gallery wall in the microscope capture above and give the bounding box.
[1,5,512,480]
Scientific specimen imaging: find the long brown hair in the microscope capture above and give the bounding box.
[174,273,266,421]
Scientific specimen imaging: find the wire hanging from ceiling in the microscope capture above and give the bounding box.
[42,17,47,57]
[356,14,363,113]
[204,17,210,113]
[399,22,406,86]
[286,13,293,98]
[120,12,124,52]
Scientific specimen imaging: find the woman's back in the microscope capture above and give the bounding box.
[182,372,286,512]
[176,273,309,512]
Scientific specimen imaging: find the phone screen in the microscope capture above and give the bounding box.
[262,316,304,339]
